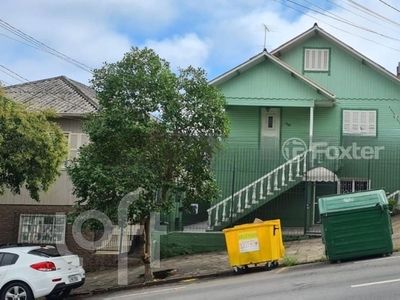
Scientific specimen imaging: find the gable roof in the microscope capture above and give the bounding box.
[4,75,98,117]
[209,49,336,102]
[271,23,400,85]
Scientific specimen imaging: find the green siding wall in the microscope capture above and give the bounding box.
[225,106,260,147]
[281,107,310,146]
[196,32,400,232]
[218,59,327,106]
[276,34,400,194]
[278,35,400,99]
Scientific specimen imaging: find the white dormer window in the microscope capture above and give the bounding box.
[304,48,330,72]
[342,110,376,136]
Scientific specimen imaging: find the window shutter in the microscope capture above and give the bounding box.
[343,110,376,136]
[80,134,89,146]
[368,111,376,135]
[304,49,329,71]
[359,111,367,133]
[351,111,359,133]
[322,50,329,70]
[343,110,351,133]
[305,49,311,70]
[69,133,79,158]
[311,49,316,69]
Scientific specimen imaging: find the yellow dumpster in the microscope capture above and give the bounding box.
[222,219,285,275]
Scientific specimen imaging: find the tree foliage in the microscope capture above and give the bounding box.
[66,47,230,280]
[0,89,68,201]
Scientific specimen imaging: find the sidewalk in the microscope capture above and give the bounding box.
[71,214,400,298]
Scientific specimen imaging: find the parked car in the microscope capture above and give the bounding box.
[0,244,85,300]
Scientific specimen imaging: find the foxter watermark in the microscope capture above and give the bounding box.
[54,188,167,287]
[282,138,384,161]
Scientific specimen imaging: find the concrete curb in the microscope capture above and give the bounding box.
[69,260,332,298]
[68,260,325,298]
[69,270,234,298]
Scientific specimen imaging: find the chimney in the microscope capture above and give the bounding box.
[398,62,400,79]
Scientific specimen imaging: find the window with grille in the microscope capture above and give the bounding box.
[339,179,369,194]
[18,214,66,244]
[304,48,330,71]
[343,110,376,136]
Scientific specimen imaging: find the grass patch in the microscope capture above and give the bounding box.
[281,256,298,266]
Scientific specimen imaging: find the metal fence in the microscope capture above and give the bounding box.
[173,137,400,236]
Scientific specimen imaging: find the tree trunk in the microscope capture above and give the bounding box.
[140,216,154,282]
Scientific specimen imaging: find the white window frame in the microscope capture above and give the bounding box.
[62,132,89,168]
[342,110,376,136]
[304,48,330,71]
[18,214,66,245]
[337,179,371,194]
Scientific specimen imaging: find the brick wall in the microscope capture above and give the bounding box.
[0,205,134,272]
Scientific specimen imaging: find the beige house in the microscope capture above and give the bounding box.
[0,76,113,269]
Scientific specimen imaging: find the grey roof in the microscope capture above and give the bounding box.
[4,75,99,116]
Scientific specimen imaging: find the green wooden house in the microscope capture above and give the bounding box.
[169,23,400,234]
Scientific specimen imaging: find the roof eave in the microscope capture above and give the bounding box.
[271,24,400,85]
[266,52,336,101]
[56,113,88,118]
[208,51,267,86]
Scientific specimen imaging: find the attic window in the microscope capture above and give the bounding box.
[304,48,329,72]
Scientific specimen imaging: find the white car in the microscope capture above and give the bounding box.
[0,244,85,300]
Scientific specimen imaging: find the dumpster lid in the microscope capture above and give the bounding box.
[318,189,388,215]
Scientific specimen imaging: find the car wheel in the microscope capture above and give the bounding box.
[45,288,72,300]
[1,281,33,300]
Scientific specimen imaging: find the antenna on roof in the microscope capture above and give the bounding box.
[263,24,270,51]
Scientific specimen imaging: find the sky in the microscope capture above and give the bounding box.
[1,0,400,87]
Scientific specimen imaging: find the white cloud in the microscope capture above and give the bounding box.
[144,34,212,71]
[0,0,400,87]
[0,0,180,85]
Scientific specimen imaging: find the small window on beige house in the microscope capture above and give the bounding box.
[18,214,66,244]
[64,132,89,159]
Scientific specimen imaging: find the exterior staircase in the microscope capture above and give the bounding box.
[207,150,312,231]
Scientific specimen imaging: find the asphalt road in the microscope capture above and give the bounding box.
[87,253,400,300]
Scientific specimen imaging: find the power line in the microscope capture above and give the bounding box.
[0,68,26,83]
[0,78,11,86]
[344,0,400,29]
[274,0,400,52]
[0,32,54,53]
[304,0,349,23]
[379,0,400,14]
[0,65,29,82]
[0,18,94,74]
[325,0,400,34]
[286,0,400,43]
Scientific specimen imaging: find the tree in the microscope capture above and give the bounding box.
[66,47,230,281]
[0,89,68,201]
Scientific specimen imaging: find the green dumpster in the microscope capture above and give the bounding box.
[318,189,393,262]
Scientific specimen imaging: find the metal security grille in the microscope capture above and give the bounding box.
[18,214,66,244]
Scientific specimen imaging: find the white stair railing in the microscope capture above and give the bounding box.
[387,190,400,201]
[207,150,310,229]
